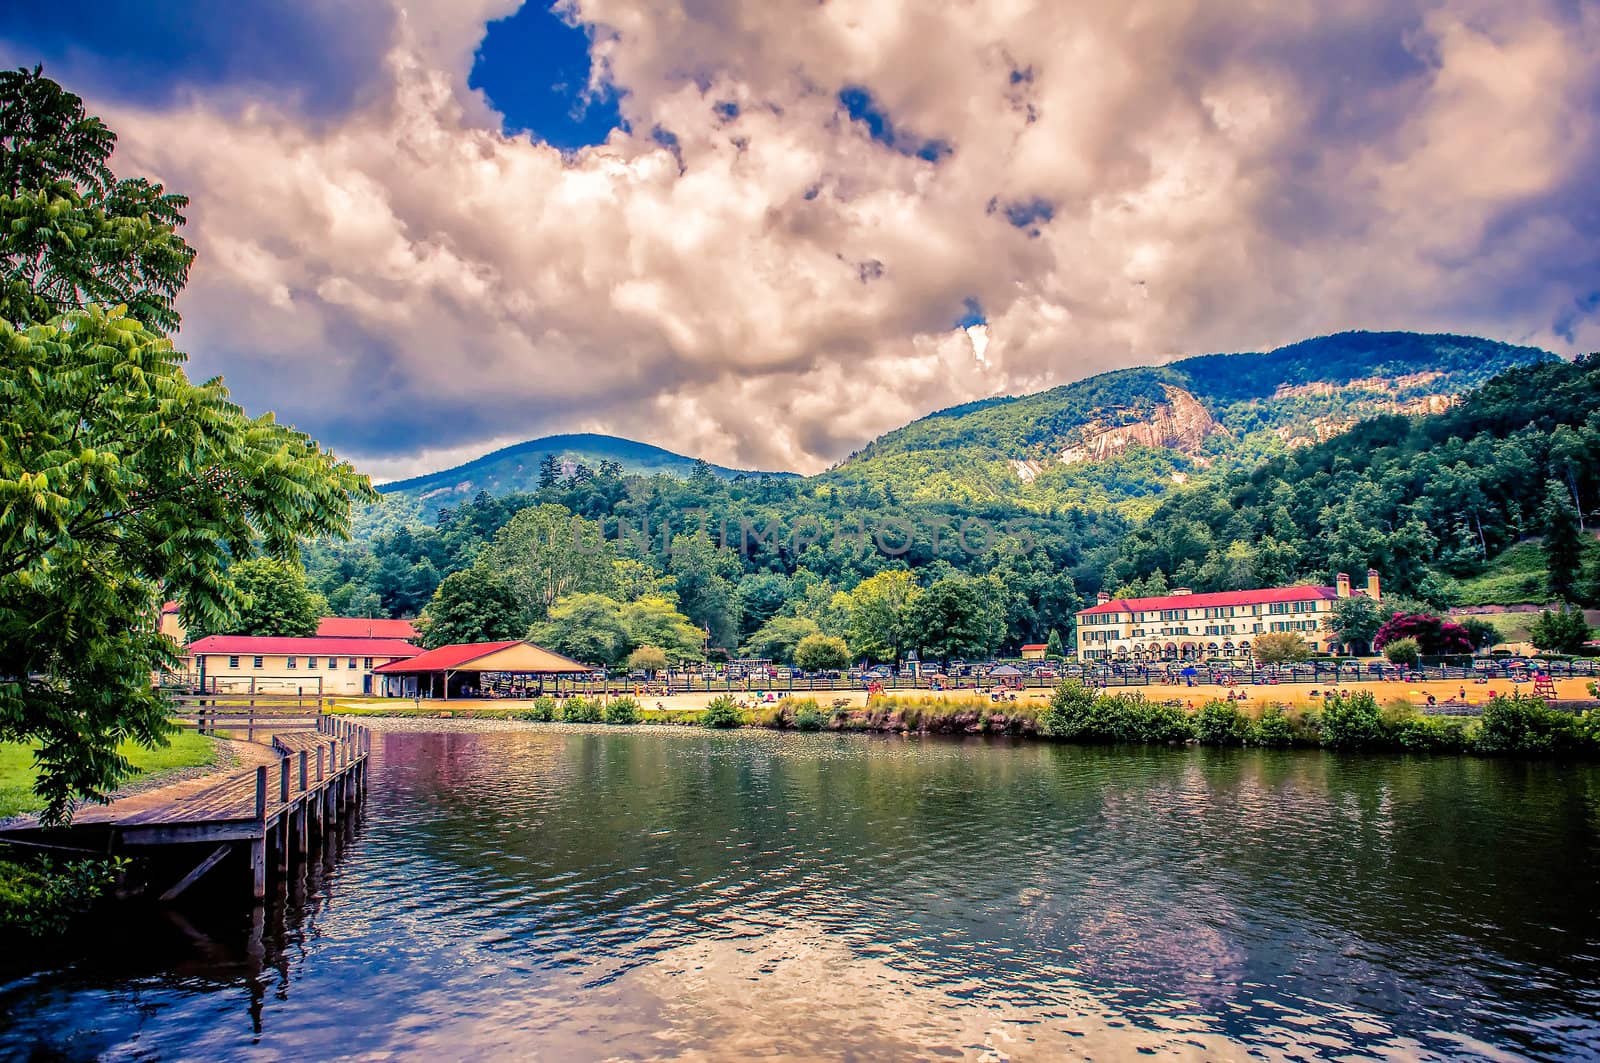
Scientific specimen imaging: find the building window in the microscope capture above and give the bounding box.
[228,656,239,669]
[348,657,358,669]
[253,656,263,668]
[307,657,318,669]
[364,657,373,669]
[329,657,339,670]
[287,657,297,669]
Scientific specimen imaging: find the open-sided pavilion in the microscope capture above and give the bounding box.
[372,640,591,699]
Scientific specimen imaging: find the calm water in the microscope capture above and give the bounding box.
[4,725,1599,1061]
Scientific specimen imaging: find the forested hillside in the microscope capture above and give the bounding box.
[1104,356,1600,605]
[297,334,1590,666]
[824,331,1552,511]
[377,433,795,523]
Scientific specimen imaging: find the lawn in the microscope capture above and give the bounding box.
[0,731,224,819]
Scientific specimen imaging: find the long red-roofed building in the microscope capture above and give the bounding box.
[189,635,423,695]
[1076,570,1381,662]
[316,616,420,640]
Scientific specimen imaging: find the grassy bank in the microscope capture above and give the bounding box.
[0,732,225,819]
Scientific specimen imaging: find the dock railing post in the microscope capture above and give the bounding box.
[280,757,290,803]
[251,765,267,900]
[299,750,308,793]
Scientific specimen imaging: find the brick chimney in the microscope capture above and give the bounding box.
[1366,569,1381,601]
[1336,573,1351,598]
[1096,591,1111,605]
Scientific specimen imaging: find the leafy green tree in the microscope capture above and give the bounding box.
[1457,617,1500,652]
[1382,637,1420,667]
[1543,480,1584,603]
[626,645,669,674]
[1253,632,1309,664]
[741,615,821,664]
[420,567,522,648]
[846,570,920,663]
[734,572,791,639]
[667,529,742,650]
[1528,603,1592,655]
[189,558,323,638]
[908,575,1005,662]
[1327,595,1383,654]
[1045,628,1065,658]
[611,558,674,602]
[793,633,850,672]
[0,309,370,822]
[622,596,706,663]
[486,503,614,625]
[0,68,194,333]
[531,593,630,666]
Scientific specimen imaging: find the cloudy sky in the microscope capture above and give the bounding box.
[3,1,1597,479]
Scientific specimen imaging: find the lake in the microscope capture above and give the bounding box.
[4,724,1598,1060]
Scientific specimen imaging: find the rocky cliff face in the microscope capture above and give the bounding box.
[1058,385,1221,466]
[1272,386,1460,447]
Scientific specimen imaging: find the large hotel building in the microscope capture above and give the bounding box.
[1075,570,1381,662]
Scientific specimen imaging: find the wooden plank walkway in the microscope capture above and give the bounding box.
[0,717,371,901]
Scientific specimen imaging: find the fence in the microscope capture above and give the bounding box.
[539,657,1600,698]
[167,693,325,742]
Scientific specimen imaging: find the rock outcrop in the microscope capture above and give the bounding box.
[1058,386,1220,466]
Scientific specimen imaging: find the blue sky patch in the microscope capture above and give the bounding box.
[469,2,622,149]
[838,84,950,162]
[954,297,986,329]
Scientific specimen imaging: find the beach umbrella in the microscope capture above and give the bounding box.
[1508,662,1527,669]
[1180,666,1199,677]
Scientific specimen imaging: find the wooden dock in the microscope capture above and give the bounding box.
[0,717,371,901]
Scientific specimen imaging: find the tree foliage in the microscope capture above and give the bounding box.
[420,566,521,648]
[793,633,850,672]
[0,67,195,334]
[1528,603,1592,655]
[0,312,369,822]
[189,558,323,638]
[1252,632,1309,664]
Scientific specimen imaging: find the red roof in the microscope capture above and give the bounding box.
[1080,585,1338,616]
[1020,644,1048,651]
[316,617,419,639]
[188,635,423,658]
[373,641,523,673]
[162,600,180,615]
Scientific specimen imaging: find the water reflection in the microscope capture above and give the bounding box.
[2,727,1597,1061]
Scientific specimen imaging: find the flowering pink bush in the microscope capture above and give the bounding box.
[1372,613,1474,655]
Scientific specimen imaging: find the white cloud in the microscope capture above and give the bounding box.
[87,0,1600,477]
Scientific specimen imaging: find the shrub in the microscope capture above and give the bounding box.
[562,696,602,724]
[702,695,743,729]
[1320,691,1388,750]
[1194,700,1251,746]
[1248,707,1296,747]
[603,696,640,725]
[1383,637,1420,667]
[790,698,824,731]
[1108,694,1193,743]
[1041,683,1191,743]
[1390,715,1469,753]
[516,696,557,722]
[0,856,125,937]
[1041,681,1107,739]
[1473,695,1575,754]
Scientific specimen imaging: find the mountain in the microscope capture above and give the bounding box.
[377,433,795,520]
[823,331,1557,511]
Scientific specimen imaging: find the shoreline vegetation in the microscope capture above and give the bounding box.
[330,683,1600,757]
[1,733,230,938]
